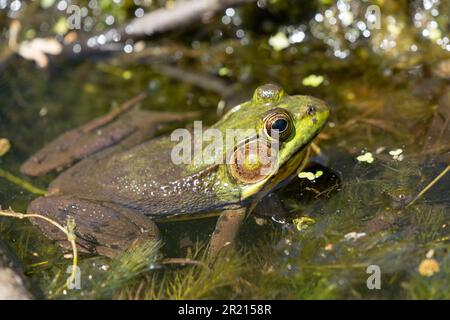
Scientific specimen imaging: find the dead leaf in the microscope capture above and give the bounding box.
[17,38,62,68]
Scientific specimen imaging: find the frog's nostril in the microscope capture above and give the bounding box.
[307,104,317,115]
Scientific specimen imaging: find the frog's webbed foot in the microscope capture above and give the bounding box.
[207,208,246,260]
[21,93,199,176]
[27,195,159,257]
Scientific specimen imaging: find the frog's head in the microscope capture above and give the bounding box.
[214,83,330,201]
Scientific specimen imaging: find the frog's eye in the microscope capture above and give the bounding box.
[253,83,285,103]
[263,109,293,141]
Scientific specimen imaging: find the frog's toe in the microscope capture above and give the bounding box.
[27,195,159,257]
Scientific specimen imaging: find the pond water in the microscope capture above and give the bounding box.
[0,0,449,299]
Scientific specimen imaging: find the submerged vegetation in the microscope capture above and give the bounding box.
[1,0,449,299]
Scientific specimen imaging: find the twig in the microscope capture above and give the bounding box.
[0,168,47,195]
[160,257,209,270]
[121,0,254,39]
[155,64,232,97]
[65,216,78,288]
[407,165,450,208]
[301,262,369,270]
[81,92,147,133]
[65,0,255,57]
[0,207,78,289]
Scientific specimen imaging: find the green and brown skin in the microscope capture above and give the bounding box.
[22,84,330,258]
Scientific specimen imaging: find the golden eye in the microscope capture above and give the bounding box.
[263,109,293,141]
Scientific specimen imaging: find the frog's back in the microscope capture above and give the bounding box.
[50,135,241,217]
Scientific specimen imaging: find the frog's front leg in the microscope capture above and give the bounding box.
[208,208,246,259]
[27,195,159,257]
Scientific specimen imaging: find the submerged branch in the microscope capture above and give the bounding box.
[0,168,47,195]
[4,0,256,67]
[72,0,255,55]
[120,0,254,39]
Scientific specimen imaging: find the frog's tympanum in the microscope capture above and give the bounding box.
[22,84,330,258]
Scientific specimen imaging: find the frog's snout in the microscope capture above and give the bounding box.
[318,102,331,125]
[303,98,330,130]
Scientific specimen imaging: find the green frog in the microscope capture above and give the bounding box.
[22,84,330,258]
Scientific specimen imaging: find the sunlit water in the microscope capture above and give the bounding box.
[0,0,449,299]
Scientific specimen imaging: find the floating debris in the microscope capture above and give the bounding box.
[254,217,266,226]
[53,17,68,35]
[122,70,132,80]
[389,149,403,156]
[269,32,290,51]
[356,152,374,163]
[8,20,62,68]
[432,59,450,79]
[298,170,323,181]
[218,67,230,76]
[100,265,110,271]
[40,0,56,9]
[344,232,366,241]
[315,170,323,178]
[292,217,316,231]
[418,258,440,277]
[298,172,315,180]
[302,74,325,87]
[0,138,11,157]
[389,148,404,161]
